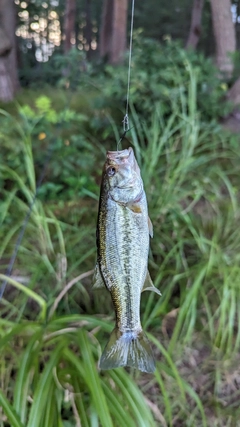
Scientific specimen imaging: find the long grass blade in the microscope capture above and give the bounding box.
[0,390,24,427]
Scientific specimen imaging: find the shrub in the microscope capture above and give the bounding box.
[99,34,232,122]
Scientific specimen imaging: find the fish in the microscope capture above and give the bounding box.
[93,147,161,373]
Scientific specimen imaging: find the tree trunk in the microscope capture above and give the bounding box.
[186,0,204,49]
[99,0,128,65]
[63,0,76,53]
[99,0,113,59]
[223,76,240,131]
[227,76,240,106]
[0,58,14,102]
[0,27,11,56]
[209,0,236,77]
[0,0,19,101]
[85,0,92,59]
[111,0,128,65]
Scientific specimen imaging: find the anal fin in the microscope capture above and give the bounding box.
[142,270,161,296]
[127,203,142,213]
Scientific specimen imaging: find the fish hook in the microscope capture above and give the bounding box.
[117,114,130,153]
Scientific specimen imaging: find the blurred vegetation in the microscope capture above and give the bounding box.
[1,41,240,427]
[99,35,232,122]
[15,0,240,74]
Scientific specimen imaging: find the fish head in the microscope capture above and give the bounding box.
[103,147,143,204]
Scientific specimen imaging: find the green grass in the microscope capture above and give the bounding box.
[1,65,240,426]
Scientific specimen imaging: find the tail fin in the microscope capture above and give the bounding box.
[99,328,155,373]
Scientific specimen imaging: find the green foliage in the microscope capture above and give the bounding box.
[0,95,98,203]
[1,62,240,426]
[100,35,232,122]
[0,316,156,427]
[134,0,192,42]
[19,49,93,89]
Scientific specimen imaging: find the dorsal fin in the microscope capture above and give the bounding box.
[92,263,106,290]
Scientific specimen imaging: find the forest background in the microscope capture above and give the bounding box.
[1,1,240,426]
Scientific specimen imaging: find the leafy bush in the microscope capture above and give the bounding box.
[19,48,91,89]
[0,95,99,203]
[99,34,232,122]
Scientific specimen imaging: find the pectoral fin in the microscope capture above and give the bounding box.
[92,263,106,290]
[142,271,161,296]
[148,217,153,238]
[127,203,142,213]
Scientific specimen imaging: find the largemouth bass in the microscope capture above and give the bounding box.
[93,147,161,373]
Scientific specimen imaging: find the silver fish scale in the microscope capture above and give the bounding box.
[103,194,149,333]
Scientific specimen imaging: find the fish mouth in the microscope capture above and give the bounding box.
[107,148,130,161]
[106,148,141,177]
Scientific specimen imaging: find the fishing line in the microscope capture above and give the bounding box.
[0,90,75,300]
[117,0,135,151]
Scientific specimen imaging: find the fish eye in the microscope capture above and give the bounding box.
[107,166,116,177]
